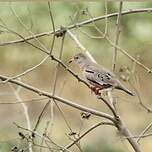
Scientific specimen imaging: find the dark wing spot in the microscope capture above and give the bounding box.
[87,78,112,89]
[97,74,103,78]
[106,75,110,80]
[105,73,111,80]
[97,74,104,81]
[102,84,112,88]
[85,70,94,73]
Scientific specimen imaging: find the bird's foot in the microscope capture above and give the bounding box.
[90,86,101,96]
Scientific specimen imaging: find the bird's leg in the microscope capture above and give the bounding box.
[90,86,96,94]
[95,88,102,95]
[90,86,101,95]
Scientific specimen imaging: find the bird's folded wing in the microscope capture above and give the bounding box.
[83,65,117,87]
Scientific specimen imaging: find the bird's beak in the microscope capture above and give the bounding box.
[68,58,74,64]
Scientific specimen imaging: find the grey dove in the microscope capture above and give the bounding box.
[69,52,134,96]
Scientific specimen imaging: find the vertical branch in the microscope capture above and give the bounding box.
[48,2,56,55]
[49,35,64,135]
[47,3,73,136]
[9,82,33,152]
[112,1,123,71]
[108,2,142,151]
[49,35,74,136]
[103,0,108,37]
[47,1,56,136]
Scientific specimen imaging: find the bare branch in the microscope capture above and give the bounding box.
[67,29,96,63]
[64,121,114,150]
[137,121,152,143]
[1,8,152,46]
[0,74,115,122]
[14,123,72,152]
[10,4,50,53]
[78,10,152,74]
[0,97,47,105]
[117,119,143,152]
[112,1,123,71]
[48,1,56,55]
[9,82,33,152]
[1,56,49,84]
[97,95,118,119]
[124,132,152,140]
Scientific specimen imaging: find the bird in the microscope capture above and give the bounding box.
[69,52,134,96]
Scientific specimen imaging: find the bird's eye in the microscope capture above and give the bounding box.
[74,56,79,60]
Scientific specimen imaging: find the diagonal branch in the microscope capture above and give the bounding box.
[0,8,152,46]
[0,74,115,122]
[67,29,96,63]
[64,121,114,150]
[137,121,152,143]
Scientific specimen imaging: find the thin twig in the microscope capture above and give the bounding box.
[64,121,114,150]
[10,4,50,53]
[77,8,152,74]
[67,29,96,63]
[137,121,152,143]
[14,123,72,152]
[48,1,56,55]
[33,35,73,133]
[1,8,152,46]
[79,21,152,74]
[124,132,152,139]
[50,35,73,133]
[112,1,123,71]
[0,97,47,105]
[0,24,90,88]
[9,82,33,152]
[0,74,115,122]
[1,56,49,84]
[2,8,152,75]
[103,0,108,37]
[97,95,118,119]
[133,73,152,113]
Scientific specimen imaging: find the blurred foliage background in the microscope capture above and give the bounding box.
[0,1,152,152]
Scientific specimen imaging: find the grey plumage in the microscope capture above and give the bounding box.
[70,53,134,96]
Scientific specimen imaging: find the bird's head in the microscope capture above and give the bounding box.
[69,53,90,68]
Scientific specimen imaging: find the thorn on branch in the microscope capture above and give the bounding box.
[54,26,66,38]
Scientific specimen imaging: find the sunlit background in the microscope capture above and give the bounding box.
[0,1,152,152]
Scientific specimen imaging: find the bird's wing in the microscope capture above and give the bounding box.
[83,64,117,87]
[82,63,134,96]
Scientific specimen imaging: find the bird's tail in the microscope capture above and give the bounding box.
[116,84,135,96]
